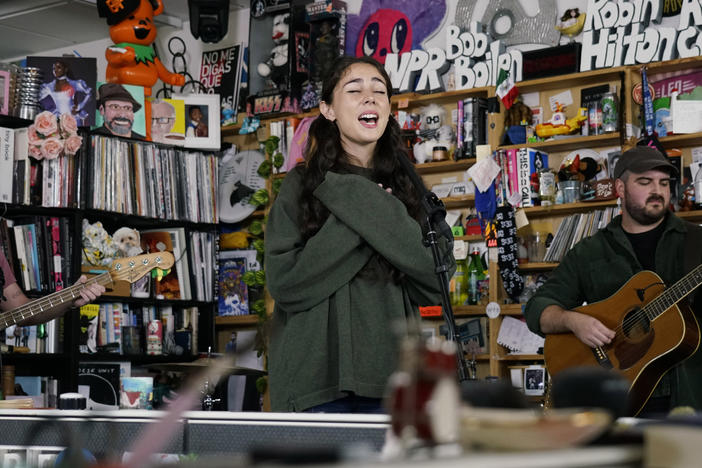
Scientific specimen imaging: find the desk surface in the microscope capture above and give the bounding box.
[0,410,644,467]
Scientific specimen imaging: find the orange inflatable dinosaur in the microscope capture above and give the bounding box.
[97,0,185,139]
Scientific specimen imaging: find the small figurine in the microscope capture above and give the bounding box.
[413,104,454,164]
[535,104,587,138]
[257,13,291,90]
[112,227,143,257]
[556,8,586,40]
[312,19,340,83]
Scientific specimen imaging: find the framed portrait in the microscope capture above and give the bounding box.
[94,81,146,139]
[523,365,546,396]
[26,56,97,126]
[148,97,185,146]
[0,70,9,115]
[175,93,221,150]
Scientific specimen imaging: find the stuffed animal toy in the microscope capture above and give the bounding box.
[82,219,118,267]
[257,13,291,90]
[97,0,185,139]
[413,104,454,164]
[112,227,143,257]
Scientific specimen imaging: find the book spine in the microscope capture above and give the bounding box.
[517,147,532,207]
[0,127,15,203]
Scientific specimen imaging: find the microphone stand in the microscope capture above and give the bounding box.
[397,154,475,383]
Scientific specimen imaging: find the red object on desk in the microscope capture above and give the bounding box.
[419,306,442,317]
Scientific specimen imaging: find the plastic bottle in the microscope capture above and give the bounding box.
[467,249,486,305]
[450,251,468,307]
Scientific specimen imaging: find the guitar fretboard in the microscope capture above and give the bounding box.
[644,264,702,321]
[1,272,114,329]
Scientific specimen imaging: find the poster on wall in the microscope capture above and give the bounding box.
[26,56,97,126]
[199,43,244,127]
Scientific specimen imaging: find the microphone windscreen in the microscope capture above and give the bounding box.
[551,366,630,418]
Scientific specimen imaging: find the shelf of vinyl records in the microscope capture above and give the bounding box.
[3,129,219,224]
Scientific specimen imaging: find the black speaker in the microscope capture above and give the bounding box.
[188,0,230,43]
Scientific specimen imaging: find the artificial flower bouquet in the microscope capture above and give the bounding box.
[27,111,83,160]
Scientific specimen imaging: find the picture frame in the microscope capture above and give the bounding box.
[0,70,9,115]
[26,56,97,126]
[523,365,546,396]
[94,81,146,138]
[148,97,185,146]
[174,93,221,150]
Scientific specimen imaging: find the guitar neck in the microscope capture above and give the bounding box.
[646,264,702,321]
[0,272,114,330]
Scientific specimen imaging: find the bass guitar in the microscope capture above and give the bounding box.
[0,252,174,330]
[544,266,702,415]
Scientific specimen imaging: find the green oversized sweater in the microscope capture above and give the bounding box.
[265,165,453,412]
[524,212,702,409]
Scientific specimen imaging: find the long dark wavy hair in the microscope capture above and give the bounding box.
[298,55,425,281]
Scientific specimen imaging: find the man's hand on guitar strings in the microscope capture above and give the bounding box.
[73,275,106,307]
[566,311,616,348]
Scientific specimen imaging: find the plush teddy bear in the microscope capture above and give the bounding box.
[82,219,118,267]
[413,104,454,163]
[112,227,143,258]
[257,13,291,90]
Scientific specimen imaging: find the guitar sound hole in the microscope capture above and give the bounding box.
[622,307,651,339]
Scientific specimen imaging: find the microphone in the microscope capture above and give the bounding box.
[395,151,454,245]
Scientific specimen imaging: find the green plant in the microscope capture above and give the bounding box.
[272,178,283,195]
[249,188,270,207]
[264,135,280,156]
[257,159,272,178]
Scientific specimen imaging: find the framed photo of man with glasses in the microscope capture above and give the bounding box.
[149,97,185,146]
[93,82,146,140]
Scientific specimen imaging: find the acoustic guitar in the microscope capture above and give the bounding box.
[0,252,174,330]
[544,266,702,415]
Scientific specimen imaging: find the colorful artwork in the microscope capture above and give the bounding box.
[120,376,154,410]
[345,0,447,63]
[218,256,249,316]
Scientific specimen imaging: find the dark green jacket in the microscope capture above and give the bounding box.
[524,212,702,409]
[265,166,453,412]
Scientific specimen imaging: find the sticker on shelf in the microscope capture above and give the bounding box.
[486,301,501,319]
[514,209,529,230]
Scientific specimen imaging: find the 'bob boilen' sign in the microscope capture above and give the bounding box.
[384,23,522,94]
[581,0,702,71]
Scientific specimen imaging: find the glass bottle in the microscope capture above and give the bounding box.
[467,249,486,305]
[450,251,468,307]
[601,86,619,133]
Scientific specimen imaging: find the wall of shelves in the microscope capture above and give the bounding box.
[1,127,219,395]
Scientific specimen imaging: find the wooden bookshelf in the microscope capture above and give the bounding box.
[518,262,559,271]
[215,315,259,326]
[522,199,619,218]
[415,158,475,174]
[497,132,621,154]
